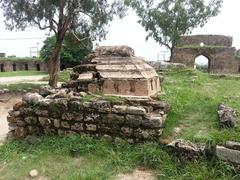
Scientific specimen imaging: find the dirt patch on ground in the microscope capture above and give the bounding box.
[0,93,22,141]
[117,168,156,180]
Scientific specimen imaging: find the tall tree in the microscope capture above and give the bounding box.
[0,0,126,87]
[125,0,223,60]
[40,33,93,68]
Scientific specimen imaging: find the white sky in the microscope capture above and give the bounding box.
[0,0,239,61]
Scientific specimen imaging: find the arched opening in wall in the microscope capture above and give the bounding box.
[12,64,16,71]
[25,64,29,71]
[0,64,4,72]
[194,55,210,73]
[36,64,41,71]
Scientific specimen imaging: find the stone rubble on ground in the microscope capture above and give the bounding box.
[216,141,240,165]
[218,104,238,128]
[29,169,39,178]
[167,139,206,159]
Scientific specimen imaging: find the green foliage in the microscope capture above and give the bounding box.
[0,136,239,179]
[40,33,93,65]
[125,0,223,54]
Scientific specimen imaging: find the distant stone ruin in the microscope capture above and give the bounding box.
[7,46,169,143]
[0,59,47,72]
[172,35,240,74]
[63,45,161,97]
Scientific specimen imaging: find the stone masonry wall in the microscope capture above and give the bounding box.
[0,60,47,72]
[178,35,233,47]
[172,47,240,74]
[7,92,169,143]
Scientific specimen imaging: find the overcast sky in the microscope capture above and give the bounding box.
[0,0,239,61]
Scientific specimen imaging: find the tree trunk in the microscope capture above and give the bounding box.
[48,35,64,88]
[169,47,174,62]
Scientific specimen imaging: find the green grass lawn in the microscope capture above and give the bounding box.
[1,68,240,179]
[161,68,240,144]
[0,136,239,179]
[0,83,42,92]
[0,71,48,77]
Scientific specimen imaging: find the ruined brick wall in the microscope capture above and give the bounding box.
[178,35,233,47]
[172,47,239,74]
[7,92,169,143]
[172,35,240,74]
[0,60,48,72]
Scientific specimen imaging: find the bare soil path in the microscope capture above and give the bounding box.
[0,93,22,141]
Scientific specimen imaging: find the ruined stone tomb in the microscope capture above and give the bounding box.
[63,46,161,97]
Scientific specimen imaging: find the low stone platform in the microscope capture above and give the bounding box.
[7,90,169,143]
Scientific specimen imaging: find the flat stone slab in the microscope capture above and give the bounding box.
[225,141,240,151]
[216,145,240,164]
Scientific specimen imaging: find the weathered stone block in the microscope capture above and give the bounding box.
[36,110,48,117]
[43,127,56,135]
[14,127,27,138]
[39,117,51,127]
[134,128,162,139]
[7,116,17,123]
[121,127,133,137]
[17,120,27,127]
[112,105,127,114]
[25,116,38,125]
[53,119,61,128]
[83,102,92,109]
[27,126,41,135]
[145,101,170,112]
[39,85,56,97]
[22,93,44,104]
[126,106,146,115]
[99,124,112,133]
[61,121,70,129]
[142,115,163,128]
[62,113,75,121]
[216,146,240,164]
[86,124,97,131]
[85,114,101,123]
[126,115,142,128]
[68,101,83,112]
[71,123,84,131]
[13,101,25,111]
[9,111,21,117]
[225,141,240,151]
[101,114,125,124]
[92,100,111,113]
[48,99,68,118]
[8,123,17,131]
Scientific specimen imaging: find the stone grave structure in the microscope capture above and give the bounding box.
[171,35,240,74]
[63,46,161,97]
[7,46,169,143]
